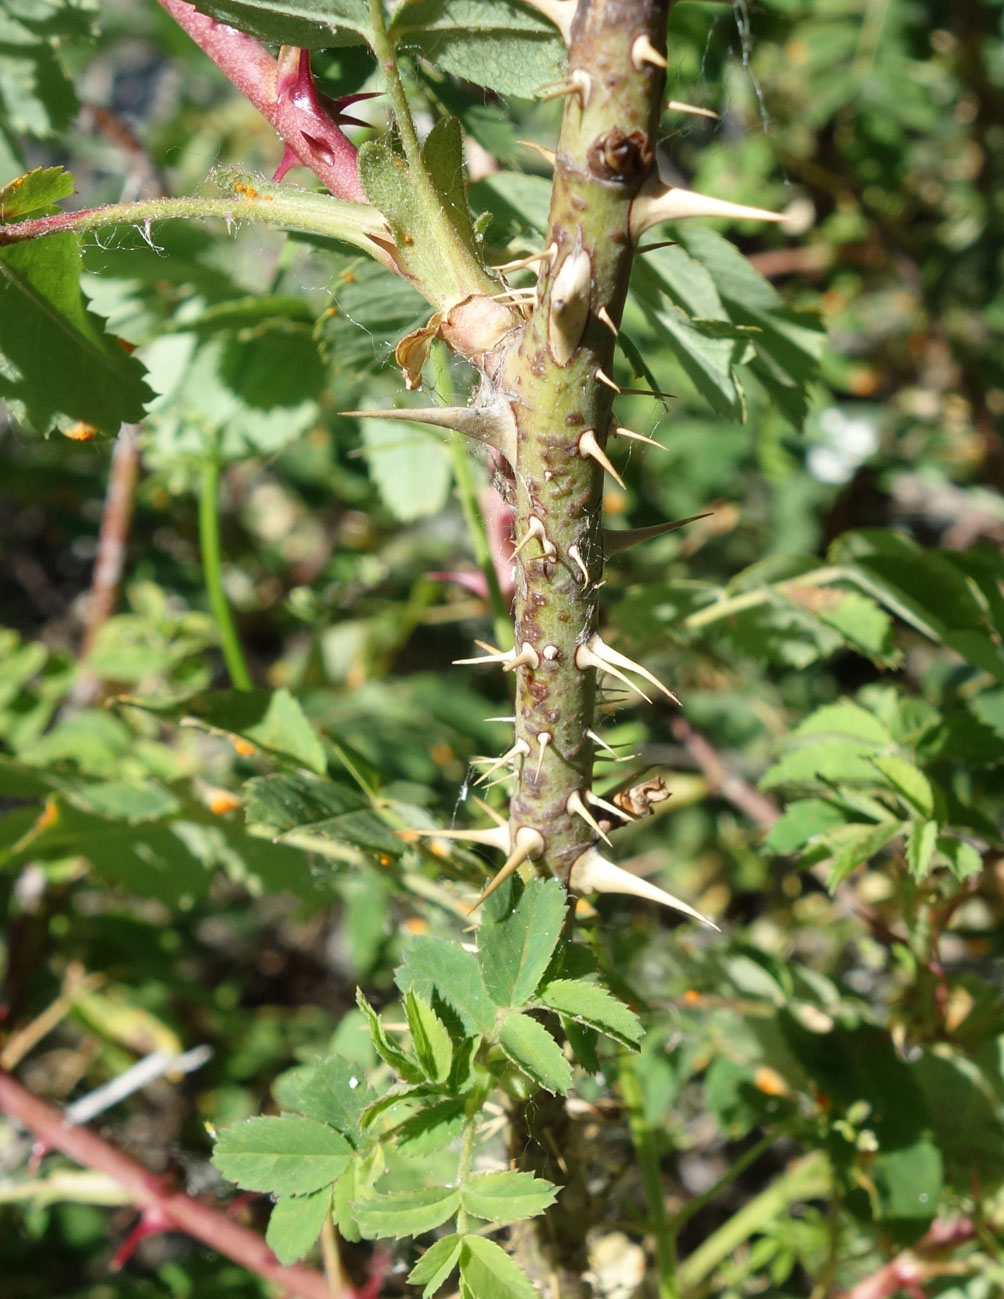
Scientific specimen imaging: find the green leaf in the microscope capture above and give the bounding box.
[355,1185,460,1238]
[870,756,934,818]
[793,702,892,747]
[764,799,850,855]
[538,979,643,1048]
[265,1188,330,1265]
[212,1116,352,1195]
[396,936,496,1036]
[478,875,566,1008]
[389,0,566,98]
[405,991,453,1084]
[0,166,75,220]
[408,1234,464,1299]
[459,1171,557,1224]
[280,1056,375,1143]
[243,771,403,855]
[497,1012,571,1094]
[906,819,939,881]
[358,417,453,522]
[355,990,425,1083]
[459,1236,538,1299]
[761,742,885,790]
[190,0,371,47]
[393,1098,466,1155]
[936,837,982,881]
[824,821,903,888]
[0,4,90,146]
[0,231,151,435]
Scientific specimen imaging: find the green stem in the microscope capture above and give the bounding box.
[618,1051,678,1299]
[199,453,252,691]
[675,1150,831,1293]
[0,183,391,261]
[431,344,511,650]
[454,1110,479,1234]
[668,1127,786,1233]
[682,566,849,630]
[365,0,424,171]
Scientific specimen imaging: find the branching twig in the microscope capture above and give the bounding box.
[0,1067,347,1299]
[670,716,781,829]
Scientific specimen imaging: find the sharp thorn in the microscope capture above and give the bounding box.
[471,795,508,826]
[568,847,718,928]
[596,305,619,336]
[586,728,638,763]
[603,513,712,556]
[454,639,513,667]
[586,789,638,822]
[399,824,512,851]
[631,33,668,70]
[521,0,573,41]
[474,739,530,786]
[666,99,719,120]
[612,425,665,449]
[566,790,612,847]
[511,515,556,561]
[470,827,545,912]
[584,632,680,705]
[549,238,592,365]
[340,402,517,466]
[493,249,552,274]
[484,715,517,723]
[533,731,552,780]
[578,429,625,489]
[517,139,557,166]
[567,543,591,585]
[618,387,677,400]
[630,174,784,241]
[502,642,541,673]
[576,638,652,705]
[595,367,621,392]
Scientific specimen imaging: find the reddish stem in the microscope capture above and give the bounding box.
[0,1067,349,1299]
[156,0,367,201]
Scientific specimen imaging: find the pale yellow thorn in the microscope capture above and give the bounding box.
[471,795,507,827]
[586,789,637,822]
[578,429,625,489]
[630,174,784,242]
[511,514,557,561]
[503,642,541,673]
[521,0,573,41]
[518,140,557,166]
[566,790,612,847]
[474,738,530,786]
[453,639,511,667]
[399,824,511,852]
[631,34,668,70]
[596,305,619,336]
[666,99,719,120]
[568,846,719,929]
[586,728,638,763]
[567,543,590,585]
[595,367,621,392]
[575,638,652,705]
[612,425,665,450]
[470,827,546,912]
[493,249,552,274]
[586,631,681,705]
[533,731,552,780]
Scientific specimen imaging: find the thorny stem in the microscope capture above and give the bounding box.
[199,452,253,691]
[0,1067,341,1299]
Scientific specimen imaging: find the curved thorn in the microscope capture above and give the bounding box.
[568,847,718,929]
[611,425,665,450]
[603,512,713,557]
[533,731,552,780]
[493,249,552,274]
[631,33,668,70]
[566,790,612,846]
[595,367,621,392]
[567,543,591,585]
[511,515,556,561]
[578,429,625,489]
[470,826,546,912]
[517,139,557,166]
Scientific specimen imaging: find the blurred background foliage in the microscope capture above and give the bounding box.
[1,0,1003,1295]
